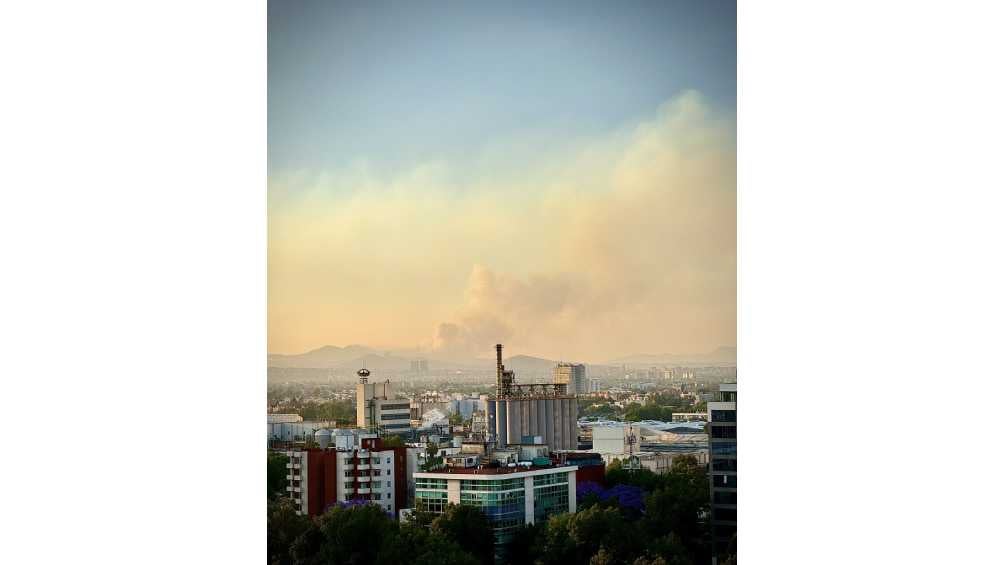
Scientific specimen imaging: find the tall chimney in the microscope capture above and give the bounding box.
[496,343,504,395]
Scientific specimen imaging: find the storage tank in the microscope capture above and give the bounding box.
[496,400,508,447]
[314,428,332,449]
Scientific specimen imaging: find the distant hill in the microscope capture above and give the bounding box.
[267,345,386,368]
[503,354,559,374]
[607,346,736,366]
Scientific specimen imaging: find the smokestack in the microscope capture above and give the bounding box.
[496,343,503,394]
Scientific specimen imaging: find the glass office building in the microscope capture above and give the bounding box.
[413,465,577,548]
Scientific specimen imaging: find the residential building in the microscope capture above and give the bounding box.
[708,383,737,562]
[553,362,587,395]
[355,369,412,433]
[284,431,406,517]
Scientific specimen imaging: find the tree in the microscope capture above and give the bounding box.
[267,497,310,565]
[268,451,290,498]
[507,522,543,565]
[431,504,495,565]
[421,441,443,471]
[380,435,404,448]
[589,548,616,565]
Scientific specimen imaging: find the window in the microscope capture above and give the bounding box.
[711,410,737,422]
[386,470,390,475]
[381,403,410,411]
[713,474,736,489]
[711,425,737,439]
[381,413,410,420]
[416,490,448,513]
[712,459,737,472]
[714,491,737,505]
[386,457,391,464]
[416,478,448,490]
[711,442,737,456]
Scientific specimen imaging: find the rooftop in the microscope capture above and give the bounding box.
[416,463,577,476]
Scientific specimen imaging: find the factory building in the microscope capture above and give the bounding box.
[284,429,407,517]
[487,344,579,451]
[553,362,587,395]
[355,369,412,433]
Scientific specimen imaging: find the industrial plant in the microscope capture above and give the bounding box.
[487,343,580,451]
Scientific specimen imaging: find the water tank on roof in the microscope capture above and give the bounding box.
[314,428,332,449]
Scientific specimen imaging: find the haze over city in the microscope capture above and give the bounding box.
[268,1,737,364]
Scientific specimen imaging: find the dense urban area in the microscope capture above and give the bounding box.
[268,345,737,565]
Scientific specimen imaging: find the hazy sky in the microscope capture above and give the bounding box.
[268,1,736,363]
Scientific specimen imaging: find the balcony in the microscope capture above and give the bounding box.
[357,475,371,483]
[356,464,371,470]
[356,488,371,494]
[342,464,354,471]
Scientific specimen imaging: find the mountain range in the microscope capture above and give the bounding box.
[267,344,735,370]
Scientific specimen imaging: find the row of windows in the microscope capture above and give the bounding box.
[533,473,569,486]
[381,403,410,411]
[415,478,448,490]
[711,425,737,439]
[416,490,448,514]
[381,413,410,420]
[714,491,737,505]
[711,442,737,456]
[461,490,526,508]
[711,409,737,422]
[382,422,412,429]
[461,478,524,491]
[712,459,738,472]
[712,474,736,489]
[344,470,392,477]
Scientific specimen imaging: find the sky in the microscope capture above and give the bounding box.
[268,0,736,363]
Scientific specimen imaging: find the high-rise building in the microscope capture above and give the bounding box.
[707,383,737,563]
[284,431,407,517]
[356,369,412,433]
[553,362,586,395]
[488,344,579,451]
[413,463,578,551]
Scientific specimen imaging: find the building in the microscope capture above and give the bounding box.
[284,430,407,517]
[355,369,412,433]
[488,344,579,451]
[708,383,737,562]
[553,451,606,485]
[410,359,429,374]
[591,424,633,455]
[413,462,578,551]
[553,362,586,395]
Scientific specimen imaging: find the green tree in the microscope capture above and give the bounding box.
[267,497,310,565]
[507,522,543,565]
[422,441,443,471]
[268,451,290,498]
[431,504,495,565]
[380,435,404,448]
